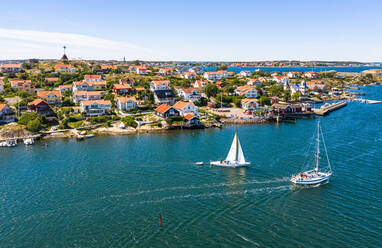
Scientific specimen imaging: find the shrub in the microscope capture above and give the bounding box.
[121,116,138,128]
[18,112,39,125]
[26,118,42,132]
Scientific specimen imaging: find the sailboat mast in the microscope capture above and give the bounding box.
[315,120,320,171]
[235,130,238,161]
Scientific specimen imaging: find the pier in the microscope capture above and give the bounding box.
[313,101,347,116]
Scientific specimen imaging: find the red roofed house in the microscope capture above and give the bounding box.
[119,78,135,86]
[55,64,76,73]
[155,104,180,118]
[234,85,258,98]
[28,99,54,115]
[45,77,60,85]
[10,80,35,93]
[306,80,327,92]
[116,97,138,111]
[304,71,318,79]
[73,91,103,104]
[158,68,174,76]
[58,85,72,94]
[193,80,207,88]
[183,71,197,79]
[150,80,170,91]
[173,101,198,116]
[0,64,22,73]
[216,81,224,88]
[129,65,148,75]
[241,98,259,111]
[184,113,201,126]
[37,90,62,105]
[176,88,201,102]
[203,70,228,81]
[80,100,111,116]
[113,84,132,95]
[73,81,93,92]
[0,104,16,124]
[84,74,102,82]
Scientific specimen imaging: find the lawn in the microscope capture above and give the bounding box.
[68,120,84,129]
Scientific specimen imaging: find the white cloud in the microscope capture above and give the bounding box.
[0,28,155,60]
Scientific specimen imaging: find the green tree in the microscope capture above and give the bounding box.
[268,85,284,97]
[194,97,208,107]
[18,112,39,125]
[259,96,271,106]
[283,91,291,102]
[26,119,42,132]
[203,83,219,99]
[292,92,301,101]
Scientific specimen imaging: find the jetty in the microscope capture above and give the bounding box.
[313,101,347,116]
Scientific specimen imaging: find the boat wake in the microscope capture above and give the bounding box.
[106,177,291,199]
[123,185,291,207]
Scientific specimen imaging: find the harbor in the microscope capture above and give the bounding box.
[313,101,347,116]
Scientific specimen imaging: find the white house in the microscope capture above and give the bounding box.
[0,64,22,73]
[73,91,102,104]
[241,98,259,110]
[193,80,207,88]
[117,96,138,111]
[0,104,16,124]
[203,70,228,81]
[182,71,197,79]
[177,88,201,102]
[238,71,251,78]
[247,78,262,87]
[84,74,102,82]
[304,71,318,79]
[0,80,4,93]
[129,65,148,75]
[80,100,111,116]
[287,72,301,78]
[273,76,289,84]
[234,85,258,98]
[73,81,93,92]
[173,101,198,116]
[150,80,170,91]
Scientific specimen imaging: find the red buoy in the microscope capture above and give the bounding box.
[159,211,162,226]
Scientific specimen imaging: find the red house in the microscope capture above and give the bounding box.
[113,84,132,95]
[216,81,224,88]
[27,99,54,115]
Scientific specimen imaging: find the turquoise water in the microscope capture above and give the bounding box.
[198,66,382,73]
[1,86,382,247]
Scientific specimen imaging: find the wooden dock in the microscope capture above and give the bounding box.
[313,101,347,116]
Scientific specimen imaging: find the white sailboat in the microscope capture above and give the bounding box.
[210,131,250,167]
[291,120,332,185]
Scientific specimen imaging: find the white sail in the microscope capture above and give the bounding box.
[237,139,246,164]
[225,132,238,162]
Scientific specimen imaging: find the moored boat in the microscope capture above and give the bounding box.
[24,138,34,145]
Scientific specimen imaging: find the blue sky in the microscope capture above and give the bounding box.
[0,0,381,61]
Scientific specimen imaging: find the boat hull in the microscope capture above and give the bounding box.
[210,161,250,168]
[291,172,332,185]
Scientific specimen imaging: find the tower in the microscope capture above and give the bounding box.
[61,45,69,61]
